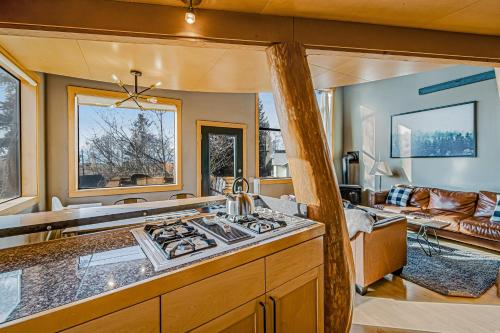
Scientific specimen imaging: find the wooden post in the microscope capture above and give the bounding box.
[266,41,354,333]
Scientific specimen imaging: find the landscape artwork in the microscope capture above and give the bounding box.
[391,102,476,158]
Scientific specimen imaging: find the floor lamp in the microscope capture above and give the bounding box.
[369,160,393,192]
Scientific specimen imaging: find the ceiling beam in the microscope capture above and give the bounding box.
[1,0,500,65]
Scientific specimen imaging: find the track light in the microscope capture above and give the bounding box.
[185,0,196,24]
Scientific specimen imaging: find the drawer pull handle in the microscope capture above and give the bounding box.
[269,296,277,333]
[259,301,267,333]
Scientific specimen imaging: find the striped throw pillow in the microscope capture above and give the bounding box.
[491,194,500,223]
[386,186,413,207]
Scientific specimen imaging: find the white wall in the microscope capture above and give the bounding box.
[343,65,500,193]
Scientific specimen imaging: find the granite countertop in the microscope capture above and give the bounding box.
[0,196,226,237]
[0,195,313,327]
[0,226,157,324]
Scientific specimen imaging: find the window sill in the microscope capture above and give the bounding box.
[260,178,293,185]
[0,196,39,216]
[69,183,183,198]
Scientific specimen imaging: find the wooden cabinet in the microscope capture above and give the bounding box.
[61,298,160,333]
[191,296,266,333]
[265,237,323,291]
[266,265,324,333]
[162,239,324,333]
[162,260,265,333]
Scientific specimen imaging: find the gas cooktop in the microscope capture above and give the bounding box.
[131,207,315,272]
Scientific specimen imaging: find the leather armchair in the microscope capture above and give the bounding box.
[350,215,407,295]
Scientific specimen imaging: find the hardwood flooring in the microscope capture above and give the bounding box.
[352,235,500,333]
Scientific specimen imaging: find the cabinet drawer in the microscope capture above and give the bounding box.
[162,259,265,333]
[266,237,323,291]
[61,298,160,333]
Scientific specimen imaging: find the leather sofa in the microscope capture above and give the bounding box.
[369,186,500,251]
[350,215,407,295]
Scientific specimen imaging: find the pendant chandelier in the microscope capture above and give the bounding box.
[110,70,162,111]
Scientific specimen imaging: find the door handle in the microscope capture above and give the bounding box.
[259,301,267,333]
[269,296,277,333]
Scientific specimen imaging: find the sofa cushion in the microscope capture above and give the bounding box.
[474,191,498,218]
[460,216,500,241]
[408,187,430,208]
[428,188,478,216]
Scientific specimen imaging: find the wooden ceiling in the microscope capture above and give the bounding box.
[0,34,451,92]
[118,0,500,36]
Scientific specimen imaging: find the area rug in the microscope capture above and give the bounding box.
[401,234,500,297]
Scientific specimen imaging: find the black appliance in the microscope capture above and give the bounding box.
[339,184,362,205]
[340,151,362,205]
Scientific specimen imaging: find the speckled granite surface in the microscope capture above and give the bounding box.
[0,227,157,324]
[0,196,313,325]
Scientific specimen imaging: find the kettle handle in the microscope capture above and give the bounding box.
[232,177,249,194]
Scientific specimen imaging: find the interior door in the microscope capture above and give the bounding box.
[266,266,324,333]
[200,125,244,197]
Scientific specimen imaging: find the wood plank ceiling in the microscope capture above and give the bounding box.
[118,0,500,36]
[0,34,452,93]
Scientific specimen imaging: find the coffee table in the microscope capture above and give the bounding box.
[356,205,450,257]
[407,218,450,256]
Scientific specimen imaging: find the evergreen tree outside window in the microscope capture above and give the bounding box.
[0,67,21,203]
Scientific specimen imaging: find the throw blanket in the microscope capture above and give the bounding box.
[344,208,375,239]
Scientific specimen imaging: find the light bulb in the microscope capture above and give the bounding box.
[185,10,195,24]
[154,81,162,87]
[111,74,119,83]
[147,97,158,104]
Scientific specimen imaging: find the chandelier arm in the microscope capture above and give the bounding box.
[117,96,135,106]
[137,86,153,95]
[132,97,145,112]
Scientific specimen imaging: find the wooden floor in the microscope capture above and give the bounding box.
[352,235,500,333]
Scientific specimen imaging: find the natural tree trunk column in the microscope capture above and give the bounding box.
[266,41,354,333]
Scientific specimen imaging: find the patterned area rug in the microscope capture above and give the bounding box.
[401,234,500,297]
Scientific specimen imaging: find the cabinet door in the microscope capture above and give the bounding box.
[61,298,160,333]
[190,296,266,333]
[162,259,265,332]
[266,265,324,333]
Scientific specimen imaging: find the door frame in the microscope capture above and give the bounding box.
[196,120,247,197]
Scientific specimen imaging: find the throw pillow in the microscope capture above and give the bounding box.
[490,194,500,223]
[386,186,413,207]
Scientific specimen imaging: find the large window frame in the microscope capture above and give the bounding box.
[255,90,336,185]
[0,66,21,204]
[255,93,292,185]
[67,86,183,198]
[0,46,40,215]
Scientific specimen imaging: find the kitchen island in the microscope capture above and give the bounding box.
[0,196,325,333]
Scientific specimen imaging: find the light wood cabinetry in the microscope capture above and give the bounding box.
[161,239,324,333]
[162,238,324,333]
[61,298,160,333]
[265,236,323,291]
[162,260,265,333]
[191,296,266,333]
[266,265,324,333]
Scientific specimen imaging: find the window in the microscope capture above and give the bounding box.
[257,91,329,181]
[257,92,289,179]
[68,87,182,197]
[0,67,21,204]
